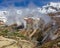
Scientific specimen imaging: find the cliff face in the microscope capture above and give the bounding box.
[48,13,60,26]
[52,17,60,26]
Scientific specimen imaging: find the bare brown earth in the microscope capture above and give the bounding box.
[0,36,35,48]
[0,25,37,48]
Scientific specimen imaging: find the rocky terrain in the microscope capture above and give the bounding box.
[0,2,60,48]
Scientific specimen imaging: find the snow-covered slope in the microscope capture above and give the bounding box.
[38,2,60,14]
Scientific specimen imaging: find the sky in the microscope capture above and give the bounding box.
[0,0,60,8]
